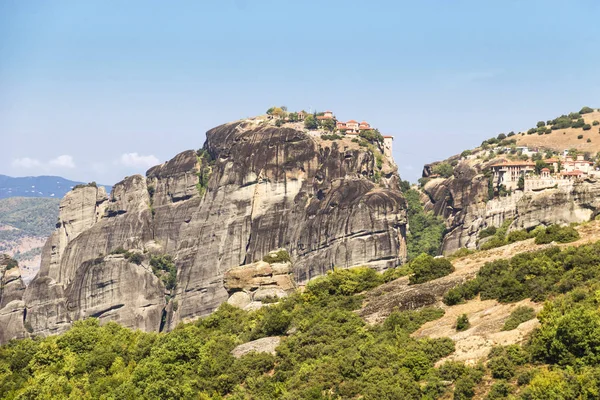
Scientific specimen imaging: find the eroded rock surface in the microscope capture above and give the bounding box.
[0,255,28,343]
[422,161,600,254]
[224,250,295,310]
[4,121,408,342]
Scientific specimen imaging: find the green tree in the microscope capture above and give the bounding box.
[455,314,470,331]
[409,253,454,284]
[304,115,318,130]
[432,162,454,178]
[320,118,335,132]
[517,175,525,191]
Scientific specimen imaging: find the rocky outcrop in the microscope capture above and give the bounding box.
[224,249,295,310]
[4,120,408,342]
[231,336,281,358]
[0,255,28,343]
[422,161,600,254]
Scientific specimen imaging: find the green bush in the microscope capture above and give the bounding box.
[478,226,497,239]
[485,381,512,399]
[534,224,579,244]
[262,249,290,263]
[455,314,470,331]
[124,251,144,265]
[593,120,599,126]
[431,162,454,178]
[461,149,472,158]
[304,115,318,129]
[150,254,177,290]
[404,188,445,260]
[409,254,454,284]
[506,229,531,243]
[572,118,585,128]
[583,124,592,131]
[358,129,384,144]
[502,306,536,331]
[580,106,594,114]
[578,134,584,139]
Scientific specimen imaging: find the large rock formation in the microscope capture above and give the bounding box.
[0,255,28,343]
[422,160,600,254]
[3,120,407,342]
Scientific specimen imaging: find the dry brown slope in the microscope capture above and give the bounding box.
[516,110,600,153]
[359,220,600,363]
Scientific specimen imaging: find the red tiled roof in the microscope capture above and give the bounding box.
[383,135,393,139]
[347,120,358,123]
[541,168,550,172]
[317,116,333,120]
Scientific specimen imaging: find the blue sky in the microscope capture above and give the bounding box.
[1,0,599,184]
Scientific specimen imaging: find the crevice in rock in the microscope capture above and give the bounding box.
[89,304,124,319]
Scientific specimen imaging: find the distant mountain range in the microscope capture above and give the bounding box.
[0,175,112,199]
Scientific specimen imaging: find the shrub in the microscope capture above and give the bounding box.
[305,267,383,298]
[583,124,592,131]
[455,314,470,331]
[506,229,531,243]
[580,106,594,114]
[443,279,481,306]
[432,162,454,178]
[534,224,579,244]
[461,149,472,158]
[593,120,599,126]
[578,134,584,139]
[6,258,18,269]
[587,138,592,143]
[275,119,283,127]
[485,381,513,400]
[536,121,546,128]
[572,118,585,128]
[358,129,384,144]
[262,249,290,264]
[502,306,536,331]
[150,254,177,290]
[478,226,497,239]
[409,254,454,284]
[497,133,506,140]
[304,115,318,129]
[124,251,144,265]
[527,128,537,135]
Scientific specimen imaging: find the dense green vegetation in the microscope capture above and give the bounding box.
[402,184,446,260]
[477,222,579,251]
[502,306,536,331]
[0,197,60,253]
[409,253,454,284]
[444,240,600,306]
[0,197,60,237]
[196,149,214,197]
[0,267,466,399]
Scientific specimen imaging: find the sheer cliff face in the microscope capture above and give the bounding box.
[422,161,600,254]
[5,121,407,342]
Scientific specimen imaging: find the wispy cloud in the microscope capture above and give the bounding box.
[12,157,42,169]
[49,155,75,169]
[118,153,160,168]
[12,155,75,170]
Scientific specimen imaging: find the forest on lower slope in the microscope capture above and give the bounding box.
[4,240,600,399]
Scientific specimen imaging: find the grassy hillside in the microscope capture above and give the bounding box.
[0,197,59,258]
[5,223,600,398]
[515,107,600,153]
[0,197,60,237]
